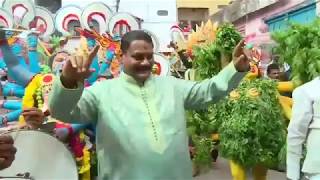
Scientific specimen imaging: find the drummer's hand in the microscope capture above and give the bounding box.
[22,107,45,129]
[0,135,16,170]
[61,45,100,88]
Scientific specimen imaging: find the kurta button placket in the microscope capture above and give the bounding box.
[140,87,159,141]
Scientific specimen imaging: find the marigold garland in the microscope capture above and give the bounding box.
[19,74,43,124]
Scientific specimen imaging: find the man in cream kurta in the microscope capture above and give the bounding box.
[287,77,320,180]
[49,30,248,180]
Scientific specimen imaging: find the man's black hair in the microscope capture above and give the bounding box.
[267,63,280,74]
[121,30,154,53]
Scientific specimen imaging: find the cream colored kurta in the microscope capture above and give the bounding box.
[287,77,320,180]
[49,63,245,180]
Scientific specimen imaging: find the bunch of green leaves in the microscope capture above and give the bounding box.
[187,110,211,136]
[187,104,225,136]
[215,23,242,57]
[272,18,320,84]
[187,43,221,168]
[40,65,51,74]
[218,79,286,168]
[186,107,214,168]
[50,35,62,49]
[192,43,221,79]
[191,135,214,170]
[186,101,229,168]
[192,23,242,79]
[186,23,242,168]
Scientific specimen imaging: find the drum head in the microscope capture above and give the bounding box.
[0,130,78,179]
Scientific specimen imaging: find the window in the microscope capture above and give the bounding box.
[191,21,201,31]
[157,10,168,16]
[266,3,316,32]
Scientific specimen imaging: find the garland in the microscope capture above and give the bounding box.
[19,74,43,124]
[19,65,52,123]
[70,131,91,180]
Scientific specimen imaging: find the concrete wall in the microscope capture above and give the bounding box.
[178,8,209,21]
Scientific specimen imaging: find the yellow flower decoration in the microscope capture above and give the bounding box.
[79,148,91,180]
[244,63,259,81]
[19,74,43,124]
[229,90,240,100]
[247,88,260,98]
[78,131,91,180]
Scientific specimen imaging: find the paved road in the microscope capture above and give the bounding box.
[196,158,285,180]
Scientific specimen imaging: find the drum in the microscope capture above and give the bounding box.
[0,130,78,179]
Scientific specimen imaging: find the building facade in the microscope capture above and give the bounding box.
[232,0,315,36]
[177,0,231,31]
[211,0,317,37]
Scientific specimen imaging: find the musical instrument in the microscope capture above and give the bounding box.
[0,130,78,179]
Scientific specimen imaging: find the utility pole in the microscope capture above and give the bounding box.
[116,0,120,12]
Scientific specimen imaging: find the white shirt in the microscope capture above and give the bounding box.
[287,77,320,180]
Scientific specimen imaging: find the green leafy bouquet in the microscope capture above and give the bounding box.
[272,18,320,84]
[218,79,286,168]
[186,23,242,168]
[192,23,242,80]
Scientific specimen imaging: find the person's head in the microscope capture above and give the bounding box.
[121,30,154,84]
[267,63,280,80]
